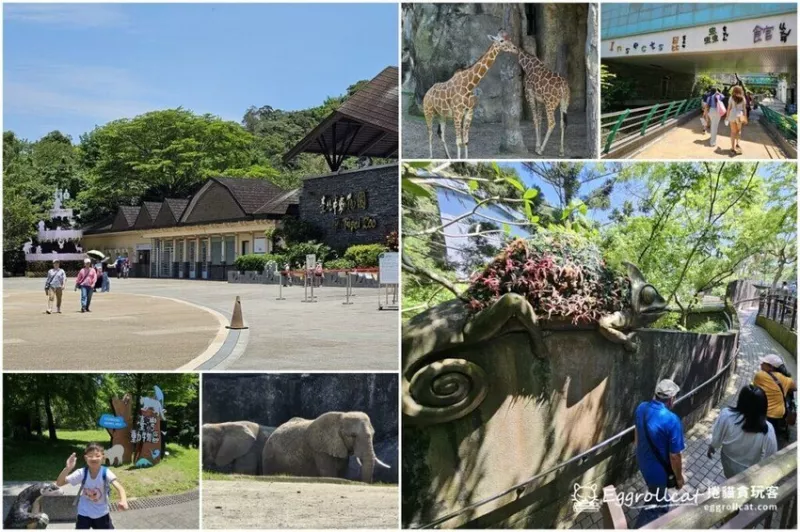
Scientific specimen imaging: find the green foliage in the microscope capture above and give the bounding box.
[690,317,728,334]
[649,312,680,330]
[603,162,796,318]
[3,374,198,448]
[284,242,333,268]
[465,233,630,324]
[325,258,356,270]
[234,253,286,272]
[77,109,278,224]
[600,64,637,111]
[234,254,269,272]
[344,244,388,267]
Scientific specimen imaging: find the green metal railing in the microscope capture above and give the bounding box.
[761,105,798,143]
[601,98,703,155]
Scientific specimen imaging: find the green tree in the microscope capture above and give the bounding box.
[603,162,793,325]
[77,109,279,224]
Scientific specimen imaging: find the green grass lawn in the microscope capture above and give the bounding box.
[4,429,199,500]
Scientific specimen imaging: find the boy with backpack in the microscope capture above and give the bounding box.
[56,443,129,529]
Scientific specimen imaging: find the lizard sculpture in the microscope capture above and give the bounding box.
[403,234,667,424]
[4,482,61,529]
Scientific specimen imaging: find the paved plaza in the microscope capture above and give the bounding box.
[632,109,789,160]
[3,277,398,371]
[46,493,199,529]
[579,308,796,528]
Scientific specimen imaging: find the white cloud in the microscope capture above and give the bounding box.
[4,4,128,29]
[4,63,160,122]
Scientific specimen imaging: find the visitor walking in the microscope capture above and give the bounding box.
[705,88,725,148]
[115,255,123,279]
[44,259,66,314]
[101,262,111,292]
[752,354,796,449]
[122,258,130,279]
[706,385,778,478]
[75,259,98,313]
[315,262,324,287]
[700,86,714,133]
[633,379,685,527]
[725,86,748,155]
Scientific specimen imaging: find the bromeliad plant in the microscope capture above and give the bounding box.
[464,232,631,324]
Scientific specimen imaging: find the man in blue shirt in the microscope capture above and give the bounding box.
[633,379,685,527]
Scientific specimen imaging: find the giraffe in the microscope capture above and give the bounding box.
[518,48,571,156]
[423,31,518,159]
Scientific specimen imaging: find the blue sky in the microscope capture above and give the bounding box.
[3,3,398,142]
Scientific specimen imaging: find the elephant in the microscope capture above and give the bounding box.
[262,411,390,483]
[202,421,275,475]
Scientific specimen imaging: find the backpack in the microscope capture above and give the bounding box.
[73,466,111,509]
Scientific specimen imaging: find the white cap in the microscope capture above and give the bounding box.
[759,354,784,368]
[84,258,91,263]
[655,379,680,399]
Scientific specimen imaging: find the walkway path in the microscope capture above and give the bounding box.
[631,109,788,160]
[48,498,199,529]
[579,308,796,528]
[3,277,398,371]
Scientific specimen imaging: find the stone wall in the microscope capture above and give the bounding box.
[727,279,765,309]
[299,164,398,252]
[203,373,398,483]
[401,304,739,528]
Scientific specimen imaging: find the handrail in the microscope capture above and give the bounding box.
[601,98,702,155]
[760,105,798,142]
[415,314,740,529]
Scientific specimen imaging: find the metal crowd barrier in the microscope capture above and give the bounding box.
[601,98,703,155]
[760,105,798,143]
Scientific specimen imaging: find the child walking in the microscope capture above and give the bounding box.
[57,443,129,529]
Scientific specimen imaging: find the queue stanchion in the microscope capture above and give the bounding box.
[342,269,354,305]
[310,269,317,303]
[276,273,286,300]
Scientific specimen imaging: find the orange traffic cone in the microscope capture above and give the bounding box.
[226,296,249,330]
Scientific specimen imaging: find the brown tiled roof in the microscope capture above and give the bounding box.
[143,201,162,219]
[337,66,398,133]
[212,177,297,216]
[165,198,189,219]
[283,66,399,164]
[119,206,140,227]
[253,189,301,215]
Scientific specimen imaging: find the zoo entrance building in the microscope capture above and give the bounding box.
[80,67,398,280]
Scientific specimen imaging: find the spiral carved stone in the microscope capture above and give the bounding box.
[404,358,488,425]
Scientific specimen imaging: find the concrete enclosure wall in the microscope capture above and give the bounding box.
[203,374,399,483]
[299,164,399,251]
[402,306,739,528]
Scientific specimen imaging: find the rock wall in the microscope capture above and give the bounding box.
[203,373,398,483]
[401,303,739,528]
[403,3,589,121]
[299,164,398,252]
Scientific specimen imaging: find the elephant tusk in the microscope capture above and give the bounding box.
[355,457,362,466]
[376,457,391,469]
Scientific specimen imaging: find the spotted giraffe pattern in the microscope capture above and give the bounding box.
[518,48,571,156]
[423,32,518,159]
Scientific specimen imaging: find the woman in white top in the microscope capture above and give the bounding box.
[725,85,748,155]
[707,384,778,478]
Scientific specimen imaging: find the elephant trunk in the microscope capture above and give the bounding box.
[355,437,377,483]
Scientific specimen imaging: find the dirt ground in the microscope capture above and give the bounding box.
[402,105,595,159]
[203,479,399,529]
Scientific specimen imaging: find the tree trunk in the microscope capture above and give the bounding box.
[498,4,526,154]
[109,395,135,464]
[771,248,787,289]
[34,399,43,438]
[586,3,599,155]
[44,389,57,442]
